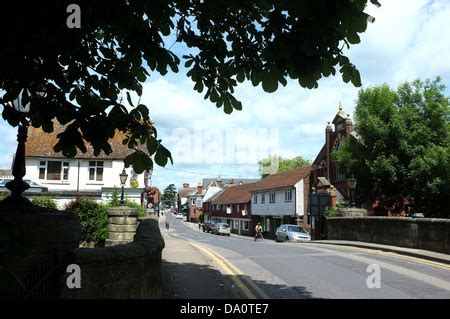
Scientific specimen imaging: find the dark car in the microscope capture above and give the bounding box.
[202,221,216,233]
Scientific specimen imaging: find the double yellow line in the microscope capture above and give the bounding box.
[190,243,270,299]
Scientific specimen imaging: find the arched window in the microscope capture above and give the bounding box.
[333,137,346,181]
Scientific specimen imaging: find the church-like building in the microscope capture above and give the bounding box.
[311,103,356,205]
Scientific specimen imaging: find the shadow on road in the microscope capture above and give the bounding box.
[161,260,315,299]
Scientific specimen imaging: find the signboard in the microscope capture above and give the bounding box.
[147,208,154,213]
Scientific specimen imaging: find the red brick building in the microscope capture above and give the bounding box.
[312,103,354,203]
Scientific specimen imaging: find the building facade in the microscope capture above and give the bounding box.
[22,124,145,208]
[207,183,257,236]
[250,166,312,237]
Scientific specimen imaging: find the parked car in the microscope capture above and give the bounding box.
[202,221,216,233]
[176,213,183,219]
[212,223,231,236]
[275,224,311,242]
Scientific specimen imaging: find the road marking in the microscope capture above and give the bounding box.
[199,245,271,300]
[295,244,450,292]
[305,243,450,271]
[191,243,270,299]
[191,243,257,299]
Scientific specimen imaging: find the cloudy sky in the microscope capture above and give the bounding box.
[1,0,449,190]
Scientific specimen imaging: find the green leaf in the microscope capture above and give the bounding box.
[146,136,159,155]
[126,92,134,107]
[155,144,172,167]
[347,32,360,44]
[262,77,278,93]
[210,88,219,103]
[236,71,245,83]
[194,81,204,93]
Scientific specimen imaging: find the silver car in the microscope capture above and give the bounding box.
[212,223,231,236]
[275,224,311,242]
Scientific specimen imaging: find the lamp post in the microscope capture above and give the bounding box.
[347,174,357,207]
[119,168,128,206]
[2,89,33,206]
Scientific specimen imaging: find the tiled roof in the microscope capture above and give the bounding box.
[202,178,260,187]
[25,123,142,160]
[249,166,313,192]
[212,183,258,205]
[178,187,196,198]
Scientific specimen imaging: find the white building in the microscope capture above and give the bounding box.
[23,124,145,209]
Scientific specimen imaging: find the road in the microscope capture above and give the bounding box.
[161,213,450,299]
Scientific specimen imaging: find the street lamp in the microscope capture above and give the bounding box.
[347,174,357,207]
[119,168,128,206]
[2,89,33,206]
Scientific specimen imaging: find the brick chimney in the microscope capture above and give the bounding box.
[183,183,189,188]
[197,184,203,194]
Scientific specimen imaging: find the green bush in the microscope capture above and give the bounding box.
[0,192,9,201]
[123,199,146,218]
[324,206,339,218]
[65,199,108,245]
[31,196,58,210]
[108,187,120,207]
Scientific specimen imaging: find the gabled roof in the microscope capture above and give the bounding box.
[212,182,258,205]
[332,102,348,124]
[25,122,142,160]
[312,144,326,166]
[202,186,224,203]
[249,166,313,192]
[202,178,260,187]
[178,187,197,198]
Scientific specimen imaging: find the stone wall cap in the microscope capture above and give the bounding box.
[107,207,138,216]
[327,216,450,223]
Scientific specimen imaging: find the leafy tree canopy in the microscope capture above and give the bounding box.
[334,77,450,217]
[0,0,380,173]
[162,183,178,201]
[259,155,311,178]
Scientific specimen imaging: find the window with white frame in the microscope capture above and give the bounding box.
[269,192,275,203]
[253,193,258,204]
[261,192,265,203]
[88,161,104,181]
[285,188,293,202]
[38,160,69,181]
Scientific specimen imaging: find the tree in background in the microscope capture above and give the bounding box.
[334,77,450,217]
[0,1,380,174]
[258,155,311,178]
[162,184,177,202]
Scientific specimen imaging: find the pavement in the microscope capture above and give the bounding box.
[159,216,239,299]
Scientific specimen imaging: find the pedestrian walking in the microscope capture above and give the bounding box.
[198,221,202,230]
[165,220,169,230]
